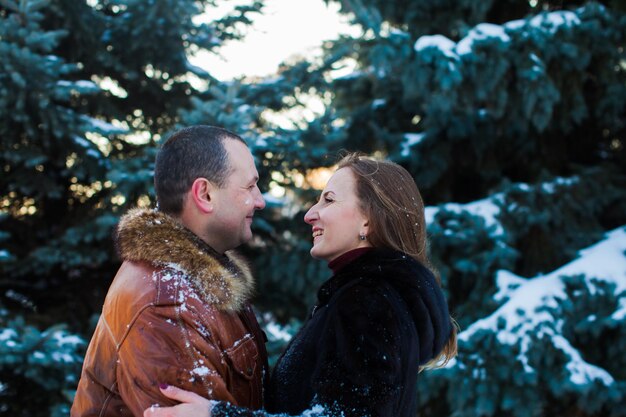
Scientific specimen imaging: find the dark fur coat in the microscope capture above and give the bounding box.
[213,248,453,417]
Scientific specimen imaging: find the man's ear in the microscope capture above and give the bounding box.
[189,178,214,214]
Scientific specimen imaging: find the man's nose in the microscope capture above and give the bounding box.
[254,187,266,210]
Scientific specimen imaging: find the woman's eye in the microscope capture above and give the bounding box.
[324,197,333,203]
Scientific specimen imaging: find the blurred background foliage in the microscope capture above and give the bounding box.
[0,0,625,415]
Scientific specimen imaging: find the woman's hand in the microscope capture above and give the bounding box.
[143,385,213,417]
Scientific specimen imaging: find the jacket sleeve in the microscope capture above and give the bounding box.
[115,304,235,416]
[210,402,327,417]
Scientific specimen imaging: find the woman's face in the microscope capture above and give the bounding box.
[304,167,371,262]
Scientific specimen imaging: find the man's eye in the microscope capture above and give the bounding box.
[324,197,333,203]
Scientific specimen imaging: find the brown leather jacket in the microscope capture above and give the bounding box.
[71,209,268,417]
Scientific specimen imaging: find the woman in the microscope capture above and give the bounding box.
[144,153,457,417]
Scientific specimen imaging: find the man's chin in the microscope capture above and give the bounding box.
[241,229,254,243]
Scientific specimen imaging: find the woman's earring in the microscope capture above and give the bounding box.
[359,233,367,241]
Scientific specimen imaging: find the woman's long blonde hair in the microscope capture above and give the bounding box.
[337,152,458,369]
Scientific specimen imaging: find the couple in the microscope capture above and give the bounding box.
[71,125,457,417]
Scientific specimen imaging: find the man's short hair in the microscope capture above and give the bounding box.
[154,125,246,215]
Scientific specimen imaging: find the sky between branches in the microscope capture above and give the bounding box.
[192,0,358,80]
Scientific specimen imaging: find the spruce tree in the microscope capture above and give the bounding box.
[2,0,625,415]
[251,1,626,416]
[0,0,262,413]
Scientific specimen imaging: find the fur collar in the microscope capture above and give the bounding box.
[116,208,254,312]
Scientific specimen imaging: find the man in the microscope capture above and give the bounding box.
[71,126,268,416]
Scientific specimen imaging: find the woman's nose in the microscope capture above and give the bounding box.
[304,204,318,225]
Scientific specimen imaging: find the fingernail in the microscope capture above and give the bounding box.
[159,383,169,390]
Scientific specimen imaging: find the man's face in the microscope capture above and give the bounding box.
[210,140,265,252]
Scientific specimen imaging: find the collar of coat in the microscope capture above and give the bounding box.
[116,208,254,312]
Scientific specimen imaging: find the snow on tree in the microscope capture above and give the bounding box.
[418,226,626,417]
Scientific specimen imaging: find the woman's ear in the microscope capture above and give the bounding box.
[189,178,214,214]
[360,219,370,236]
